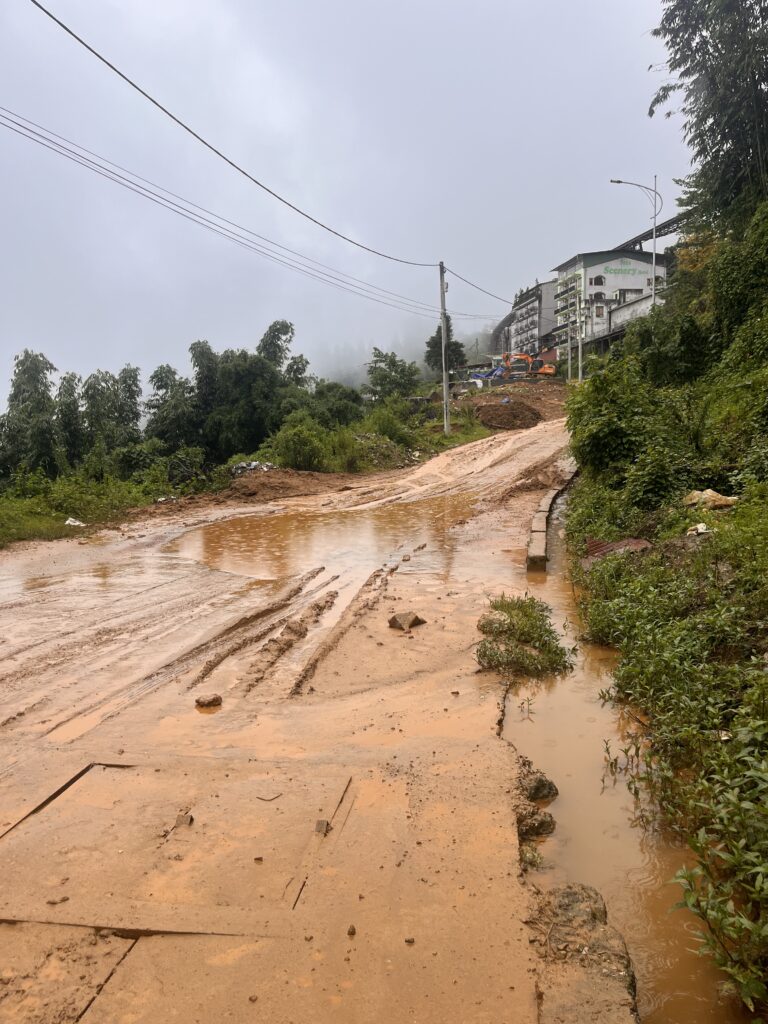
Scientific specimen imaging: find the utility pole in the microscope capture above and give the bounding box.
[652,173,658,307]
[439,261,451,436]
[577,287,583,383]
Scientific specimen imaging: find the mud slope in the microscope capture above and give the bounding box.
[0,419,633,1023]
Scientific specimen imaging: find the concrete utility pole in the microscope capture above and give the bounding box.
[439,261,451,436]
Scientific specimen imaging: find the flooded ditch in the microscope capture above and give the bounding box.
[509,499,747,1024]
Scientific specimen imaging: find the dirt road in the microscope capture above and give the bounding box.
[0,418,635,1023]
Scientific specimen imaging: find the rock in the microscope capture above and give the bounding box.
[194,693,222,708]
[315,819,332,835]
[175,812,194,827]
[401,554,411,562]
[388,612,427,631]
[683,488,738,510]
[404,937,415,945]
[520,771,559,802]
[347,924,356,937]
[518,808,556,840]
[45,895,69,905]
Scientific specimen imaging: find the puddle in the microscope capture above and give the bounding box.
[167,495,476,580]
[505,501,747,1024]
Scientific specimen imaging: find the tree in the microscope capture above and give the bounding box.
[256,320,295,369]
[425,315,466,374]
[363,347,421,402]
[284,353,310,387]
[81,370,121,450]
[206,349,282,457]
[144,365,196,451]
[0,350,57,476]
[55,372,85,468]
[650,0,768,226]
[116,366,142,446]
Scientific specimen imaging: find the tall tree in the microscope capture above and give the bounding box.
[284,353,311,387]
[81,370,121,450]
[55,372,85,468]
[208,349,282,457]
[424,315,466,374]
[0,350,57,476]
[144,365,196,451]
[256,320,295,369]
[116,365,142,445]
[650,0,768,225]
[363,348,421,402]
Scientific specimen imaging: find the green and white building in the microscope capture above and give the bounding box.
[551,250,667,364]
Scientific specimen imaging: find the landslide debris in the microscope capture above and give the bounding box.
[476,400,542,431]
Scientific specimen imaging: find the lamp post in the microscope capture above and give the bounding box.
[610,177,663,305]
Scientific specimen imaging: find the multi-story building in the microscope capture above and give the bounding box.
[551,251,666,364]
[506,279,557,355]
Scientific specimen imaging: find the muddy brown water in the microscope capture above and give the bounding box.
[167,494,745,1022]
[168,494,477,582]
[507,501,747,1024]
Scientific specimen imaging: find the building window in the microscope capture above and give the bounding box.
[593,291,605,301]
[593,275,606,286]
[588,278,594,286]
[647,278,652,286]
[595,306,605,318]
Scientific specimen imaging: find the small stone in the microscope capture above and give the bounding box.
[315,819,331,835]
[253,856,264,863]
[404,937,415,945]
[175,812,194,827]
[347,924,356,937]
[195,693,222,708]
[45,895,69,906]
[248,994,258,1003]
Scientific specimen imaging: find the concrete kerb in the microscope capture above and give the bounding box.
[526,478,576,572]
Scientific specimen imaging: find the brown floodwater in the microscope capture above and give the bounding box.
[503,501,747,1024]
[167,494,476,582]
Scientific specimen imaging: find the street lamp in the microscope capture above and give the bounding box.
[610,177,663,306]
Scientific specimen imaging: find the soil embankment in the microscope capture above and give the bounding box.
[0,405,635,1023]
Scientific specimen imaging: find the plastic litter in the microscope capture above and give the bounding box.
[64,517,85,527]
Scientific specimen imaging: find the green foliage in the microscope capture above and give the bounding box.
[424,314,466,374]
[363,347,421,402]
[650,0,768,228]
[566,357,658,475]
[476,594,573,677]
[256,320,294,369]
[266,417,330,472]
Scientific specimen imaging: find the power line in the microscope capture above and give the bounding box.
[27,0,437,268]
[1,111,497,321]
[0,107,495,320]
[444,267,514,306]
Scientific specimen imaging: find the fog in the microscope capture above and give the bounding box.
[0,0,686,394]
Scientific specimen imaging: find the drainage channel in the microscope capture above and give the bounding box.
[505,499,747,1024]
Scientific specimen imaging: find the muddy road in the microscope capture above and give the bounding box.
[0,418,638,1023]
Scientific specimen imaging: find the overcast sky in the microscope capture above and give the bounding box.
[1,0,687,396]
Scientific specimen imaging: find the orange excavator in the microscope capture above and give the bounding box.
[500,352,557,378]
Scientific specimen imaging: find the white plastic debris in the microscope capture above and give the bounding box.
[64,517,85,527]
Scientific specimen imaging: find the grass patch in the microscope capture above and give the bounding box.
[0,496,73,547]
[476,594,573,677]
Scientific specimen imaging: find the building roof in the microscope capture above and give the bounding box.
[551,250,668,273]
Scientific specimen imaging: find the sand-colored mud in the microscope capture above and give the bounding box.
[0,417,637,1023]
